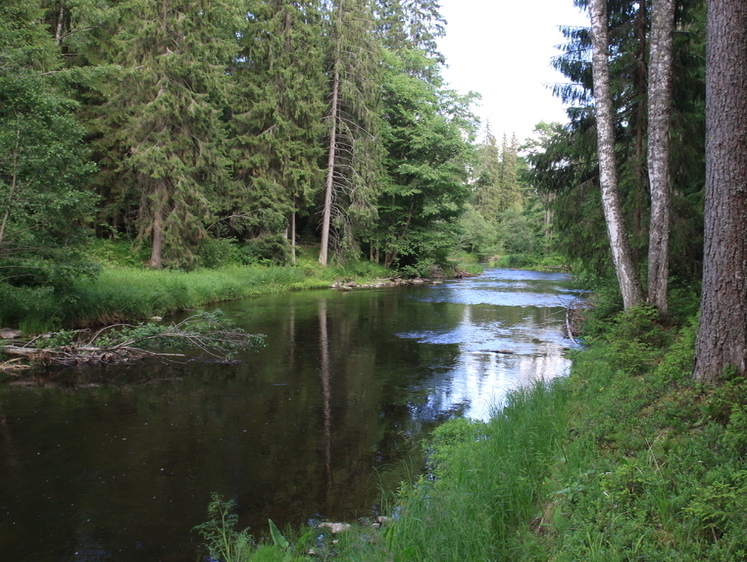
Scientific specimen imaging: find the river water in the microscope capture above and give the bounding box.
[0,269,577,561]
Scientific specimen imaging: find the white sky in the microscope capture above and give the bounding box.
[437,0,589,143]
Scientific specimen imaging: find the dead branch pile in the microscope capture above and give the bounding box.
[1,311,264,370]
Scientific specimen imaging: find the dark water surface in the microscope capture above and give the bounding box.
[0,269,578,561]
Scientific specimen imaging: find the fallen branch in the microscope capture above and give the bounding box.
[564,297,592,344]
[1,310,264,370]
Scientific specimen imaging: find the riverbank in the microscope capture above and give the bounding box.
[200,303,747,560]
[1,252,481,334]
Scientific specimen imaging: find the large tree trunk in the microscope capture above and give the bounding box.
[694,0,747,382]
[647,0,675,313]
[589,0,644,310]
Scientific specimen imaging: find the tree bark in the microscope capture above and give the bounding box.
[694,0,747,382]
[319,63,339,266]
[647,0,675,313]
[319,0,344,267]
[147,185,166,269]
[589,0,644,310]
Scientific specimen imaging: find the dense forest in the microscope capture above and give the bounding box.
[3,0,746,380]
[0,0,541,288]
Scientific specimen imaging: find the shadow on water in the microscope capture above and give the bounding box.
[0,269,579,561]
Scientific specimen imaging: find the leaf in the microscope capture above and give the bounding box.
[268,518,289,549]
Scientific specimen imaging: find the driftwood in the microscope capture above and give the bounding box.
[0,311,264,371]
[565,297,592,344]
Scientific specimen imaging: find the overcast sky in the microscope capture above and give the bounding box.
[437,0,588,143]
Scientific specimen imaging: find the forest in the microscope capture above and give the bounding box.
[1,0,713,323]
[0,0,540,290]
[4,0,747,559]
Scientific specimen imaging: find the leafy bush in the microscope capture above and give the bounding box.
[198,238,243,268]
[240,235,291,266]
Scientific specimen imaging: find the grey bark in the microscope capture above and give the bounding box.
[694,0,747,382]
[589,0,644,310]
[646,0,675,313]
[318,62,339,266]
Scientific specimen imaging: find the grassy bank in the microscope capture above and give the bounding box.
[1,241,491,333]
[0,253,393,333]
[199,304,747,561]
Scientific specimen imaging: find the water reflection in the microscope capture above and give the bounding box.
[398,269,579,419]
[0,268,577,560]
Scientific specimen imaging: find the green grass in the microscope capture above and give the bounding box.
[0,253,392,332]
[0,239,490,332]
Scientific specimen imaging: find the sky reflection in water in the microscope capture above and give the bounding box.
[398,269,581,420]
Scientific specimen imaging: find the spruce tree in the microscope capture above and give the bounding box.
[98,0,242,268]
[229,0,326,263]
[319,0,383,265]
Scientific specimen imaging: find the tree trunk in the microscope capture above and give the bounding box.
[319,62,339,266]
[589,0,644,310]
[290,209,297,265]
[319,0,345,267]
[147,186,166,269]
[647,0,675,313]
[694,0,747,382]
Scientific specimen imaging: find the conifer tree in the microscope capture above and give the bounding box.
[694,0,747,382]
[473,126,503,223]
[97,0,243,269]
[319,0,383,265]
[230,0,326,263]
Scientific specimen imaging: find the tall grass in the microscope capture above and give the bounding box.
[373,382,569,561]
[0,258,391,332]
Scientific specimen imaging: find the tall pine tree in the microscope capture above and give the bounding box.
[319,0,383,265]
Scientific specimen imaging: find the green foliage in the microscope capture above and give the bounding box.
[241,235,292,266]
[457,205,502,260]
[94,0,243,269]
[228,0,325,241]
[0,1,99,293]
[194,494,255,562]
[268,519,289,549]
[375,48,476,272]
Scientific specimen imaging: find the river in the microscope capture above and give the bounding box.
[0,268,578,561]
